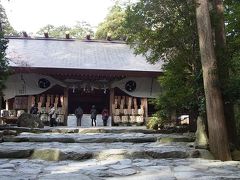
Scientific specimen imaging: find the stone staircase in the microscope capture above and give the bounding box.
[0,127,197,160]
[0,127,240,180]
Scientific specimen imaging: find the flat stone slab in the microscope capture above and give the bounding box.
[3,133,157,143]
[0,141,198,160]
[0,126,158,134]
[0,158,240,179]
[3,132,194,143]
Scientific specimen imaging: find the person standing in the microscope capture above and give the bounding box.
[101,107,109,126]
[75,106,83,126]
[49,104,57,127]
[30,104,38,115]
[90,105,97,126]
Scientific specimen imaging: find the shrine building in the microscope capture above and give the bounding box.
[2,36,163,126]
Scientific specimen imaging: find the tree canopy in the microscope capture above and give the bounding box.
[124,0,204,123]
[0,3,11,96]
[224,0,240,136]
[36,21,94,39]
[0,17,9,98]
[0,4,18,36]
[225,0,240,102]
[0,30,8,94]
[95,4,126,40]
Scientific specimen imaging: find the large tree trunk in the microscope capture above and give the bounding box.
[213,0,237,146]
[0,17,3,113]
[189,107,198,132]
[195,0,231,161]
[0,19,2,32]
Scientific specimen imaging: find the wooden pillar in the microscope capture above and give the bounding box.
[109,88,114,126]
[27,96,33,113]
[50,95,54,105]
[0,96,2,111]
[133,98,138,113]
[6,99,9,110]
[38,95,44,112]
[143,98,148,123]
[63,87,69,126]
[46,95,51,112]
[54,95,59,110]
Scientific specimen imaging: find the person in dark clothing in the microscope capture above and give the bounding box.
[90,105,97,126]
[30,104,38,115]
[102,108,109,126]
[75,106,83,126]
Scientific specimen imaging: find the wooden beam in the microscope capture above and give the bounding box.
[12,67,162,78]
[63,87,69,126]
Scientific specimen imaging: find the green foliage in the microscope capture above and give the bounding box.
[224,0,240,103]
[225,0,240,54]
[70,21,94,39]
[235,107,240,136]
[0,31,9,95]
[146,115,166,130]
[224,1,240,136]
[226,55,240,102]
[0,4,18,36]
[36,21,94,39]
[124,0,198,63]
[0,3,11,97]
[95,4,126,40]
[154,54,204,119]
[124,0,204,121]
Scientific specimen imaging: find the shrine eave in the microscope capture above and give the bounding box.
[11,67,162,78]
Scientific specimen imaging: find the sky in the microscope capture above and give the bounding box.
[1,0,116,33]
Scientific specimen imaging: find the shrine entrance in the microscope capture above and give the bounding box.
[68,88,110,114]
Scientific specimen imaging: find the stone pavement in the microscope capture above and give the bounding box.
[0,126,240,179]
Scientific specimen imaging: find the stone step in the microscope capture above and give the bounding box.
[0,126,159,134]
[2,132,194,144]
[1,158,240,180]
[0,141,201,161]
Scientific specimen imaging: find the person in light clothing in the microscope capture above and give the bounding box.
[49,104,57,127]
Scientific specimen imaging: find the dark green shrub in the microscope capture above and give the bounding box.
[146,115,167,130]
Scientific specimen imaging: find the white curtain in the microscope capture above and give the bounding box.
[112,77,162,98]
[3,73,66,100]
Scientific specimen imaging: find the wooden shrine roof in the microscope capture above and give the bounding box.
[6,37,163,77]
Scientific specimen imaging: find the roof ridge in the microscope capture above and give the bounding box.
[5,36,127,44]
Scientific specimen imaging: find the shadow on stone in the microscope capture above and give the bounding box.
[0,149,33,158]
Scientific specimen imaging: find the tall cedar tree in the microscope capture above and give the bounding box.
[212,0,237,146]
[195,0,231,160]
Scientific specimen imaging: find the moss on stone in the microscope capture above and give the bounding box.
[31,149,60,161]
[158,137,194,143]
